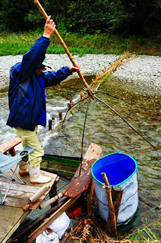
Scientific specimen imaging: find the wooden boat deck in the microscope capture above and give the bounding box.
[0,136,58,243]
[0,137,102,242]
[0,169,58,243]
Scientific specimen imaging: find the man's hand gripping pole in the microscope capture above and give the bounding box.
[33,0,94,99]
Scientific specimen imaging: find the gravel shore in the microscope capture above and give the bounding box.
[1,54,161,91]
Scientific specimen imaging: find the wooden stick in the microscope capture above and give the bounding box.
[49,179,59,208]
[33,0,94,99]
[40,189,66,210]
[9,197,68,242]
[101,172,117,238]
[48,119,52,130]
[28,194,81,243]
[68,103,71,110]
[59,111,62,120]
[87,180,94,217]
[23,204,30,212]
[112,186,123,220]
[9,147,16,156]
[29,185,50,203]
[23,185,51,212]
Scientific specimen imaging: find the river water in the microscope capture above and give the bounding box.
[1,75,161,238]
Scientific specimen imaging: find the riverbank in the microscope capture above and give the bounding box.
[1,54,161,93]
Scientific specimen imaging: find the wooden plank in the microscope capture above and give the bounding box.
[0,136,22,154]
[1,168,58,208]
[65,143,102,198]
[28,194,81,243]
[0,206,31,243]
[0,170,59,242]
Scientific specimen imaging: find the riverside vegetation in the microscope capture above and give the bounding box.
[1,29,161,242]
[1,30,161,57]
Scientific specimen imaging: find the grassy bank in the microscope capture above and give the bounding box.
[1,31,161,56]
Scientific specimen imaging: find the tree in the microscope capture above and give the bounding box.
[1,0,30,31]
[67,0,121,33]
[1,0,161,35]
[119,0,161,35]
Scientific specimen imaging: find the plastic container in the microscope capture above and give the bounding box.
[37,212,70,242]
[47,212,70,239]
[91,152,138,224]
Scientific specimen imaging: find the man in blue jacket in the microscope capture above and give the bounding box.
[7,16,80,184]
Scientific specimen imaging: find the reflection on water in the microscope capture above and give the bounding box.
[0,75,161,238]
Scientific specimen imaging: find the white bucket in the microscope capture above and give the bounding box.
[91,152,138,224]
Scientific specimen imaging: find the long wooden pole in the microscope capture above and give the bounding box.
[87,179,94,217]
[39,189,66,210]
[101,172,117,238]
[112,186,123,220]
[9,197,68,242]
[33,0,94,99]
[28,194,81,243]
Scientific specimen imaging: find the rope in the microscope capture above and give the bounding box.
[102,184,112,192]
[95,188,138,214]
[79,97,91,176]
[93,94,156,150]
[63,86,156,150]
[44,64,156,207]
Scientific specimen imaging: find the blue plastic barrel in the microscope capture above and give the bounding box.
[91,152,138,224]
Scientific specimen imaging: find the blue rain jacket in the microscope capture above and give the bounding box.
[7,36,72,131]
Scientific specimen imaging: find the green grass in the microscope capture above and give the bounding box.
[1,31,161,56]
[124,218,161,242]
